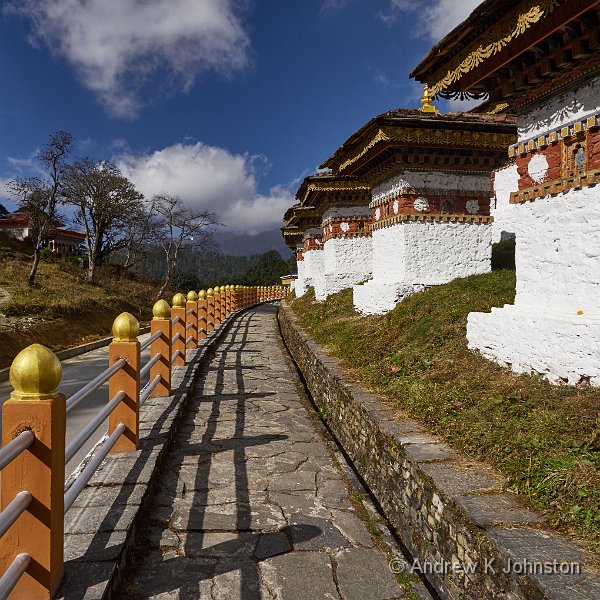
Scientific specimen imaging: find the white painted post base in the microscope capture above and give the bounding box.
[353,281,426,315]
[468,306,600,386]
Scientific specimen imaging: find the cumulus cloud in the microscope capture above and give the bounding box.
[116,142,294,234]
[382,0,480,41]
[5,0,250,118]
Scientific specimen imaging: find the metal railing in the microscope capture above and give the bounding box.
[0,284,285,596]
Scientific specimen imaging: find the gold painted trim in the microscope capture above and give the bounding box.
[509,114,600,157]
[339,126,516,172]
[428,0,561,97]
[371,213,493,230]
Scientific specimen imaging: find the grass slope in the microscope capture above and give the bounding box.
[0,242,165,368]
[291,270,600,553]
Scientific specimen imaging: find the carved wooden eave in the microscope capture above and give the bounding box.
[282,206,322,250]
[295,174,371,209]
[320,109,516,186]
[411,0,600,113]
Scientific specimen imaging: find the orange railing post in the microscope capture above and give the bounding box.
[206,288,215,333]
[198,290,207,340]
[150,300,172,398]
[109,313,141,453]
[171,294,186,366]
[1,345,66,598]
[186,291,198,350]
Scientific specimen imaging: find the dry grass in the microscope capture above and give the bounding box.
[0,241,167,367]
[291,271,600,553]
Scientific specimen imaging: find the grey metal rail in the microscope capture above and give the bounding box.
[186,336,193,345]
[140,331,161,351]
[171,350,182,364]
[186,323,193,331]
[171,316,181,325]
[140,375,161,407]
[0,431,35,472]
[0,553,31,600]
[186,309,194,315]
[0,492,32,539]
[140,353,161,378]
[64,423,125,513]
[66,359,126,414]
[172,333,182,345]
[64,391,125,464]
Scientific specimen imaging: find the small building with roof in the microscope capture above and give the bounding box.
[321,99,516,314]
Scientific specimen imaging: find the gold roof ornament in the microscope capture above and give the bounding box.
[112,312,140,342]
[152,299,171,320]
[419,84,440,115]
[10,344,62,400]
[172,293,186,307]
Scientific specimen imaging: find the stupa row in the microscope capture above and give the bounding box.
[282,0,600,387]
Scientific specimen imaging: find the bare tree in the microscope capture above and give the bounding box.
[63,159,144,284]
[151,194,218,299]
[8,131,73,286]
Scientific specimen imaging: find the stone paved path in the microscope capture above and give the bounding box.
[124,304,409,599]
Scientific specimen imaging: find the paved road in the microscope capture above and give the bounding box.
[122,305,410,599]
[0,334,151,477]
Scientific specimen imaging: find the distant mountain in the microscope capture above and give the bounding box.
[217,227,291,258]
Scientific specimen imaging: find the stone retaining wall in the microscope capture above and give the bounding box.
[278,302,600,600]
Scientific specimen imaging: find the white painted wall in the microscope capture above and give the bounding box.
[295,260,308,297]
[302,248,325,294]
[371,170,489,206]
[322,206,371,220]
[315,236,373,301]
[491,164,520,243]
[468,76,600,386]
[517,74,600,142]
[371,221,491,285]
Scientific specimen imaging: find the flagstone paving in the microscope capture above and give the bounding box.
[122,304,411,600]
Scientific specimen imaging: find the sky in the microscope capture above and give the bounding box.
[0,0,481,241]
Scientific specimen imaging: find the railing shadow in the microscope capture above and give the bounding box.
[124,306,321,598]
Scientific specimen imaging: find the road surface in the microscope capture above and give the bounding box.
[0,334,151,478]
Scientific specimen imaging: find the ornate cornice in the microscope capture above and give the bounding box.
[297,180,371,206]
[371,213,493,231]
[339,126,516,173]
[427,0,561,98]
[509,114,600,157]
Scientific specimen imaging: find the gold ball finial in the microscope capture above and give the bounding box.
[10,344,62,400]
[172,293,186,307]
[214,286,220,294]
[187,290,198,302]
[153,299,171,320]
[419,84,440,115]
[207,288,214,297]
[198,289,207,300]
[112,312,140,342]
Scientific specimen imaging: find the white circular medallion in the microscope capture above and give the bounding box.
[466,199,479,215]
[413,197,429,212]
[340,222,350,232]
[527,153,549,183]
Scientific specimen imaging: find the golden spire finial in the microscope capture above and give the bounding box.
[10,344,62,400]
[187,290,198,302]
[419,84,440,115]
[152,299,171,320]
[172,293,186,308]
[112,312,140,341]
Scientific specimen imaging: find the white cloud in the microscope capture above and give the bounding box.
[383,0,480,40]
[6,0,250,118]
[321,0,348,12]
[116,142,294,234]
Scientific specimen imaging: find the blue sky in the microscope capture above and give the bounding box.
[0,0,479,235]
